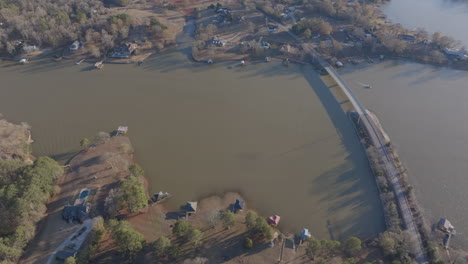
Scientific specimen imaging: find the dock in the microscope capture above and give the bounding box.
[94,61,104,69]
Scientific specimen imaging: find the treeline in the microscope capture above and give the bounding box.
[0,157,63,263]
[0,0,168,57]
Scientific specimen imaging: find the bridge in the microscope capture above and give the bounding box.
[323,65,427,264]
[263,12,428,263]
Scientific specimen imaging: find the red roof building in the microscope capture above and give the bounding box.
[267,215,281,226]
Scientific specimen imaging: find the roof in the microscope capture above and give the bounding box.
[234,199,245,210]
[438,218,454,230]
[267,215,281,226]
[186,202,198,212]
[301,228,311,239]
[62,204,89,221]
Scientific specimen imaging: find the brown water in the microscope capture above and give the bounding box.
[0,46,384,239]
[341,60,468,248]
[383,0,468,46]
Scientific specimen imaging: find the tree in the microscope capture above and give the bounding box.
[245,211,257,229]
[302,28,312,39]
[129,164,144,176]
[95,131,109,142]
[80,138,90,148]
[167,245,180,259]
[253,217,274,240]
[110,220,144,258]
[342,237,362,256]
[220,211,236,229]
[104,188,122,218]
[306,238,322,258]
[243,237,253,249]
[64,257,76,264]
[320,239,340,256]
[119,176,147,213]
[187,228,203,246]
[172,220,191,238]
[153,236,171,257]
[379,232,396,257]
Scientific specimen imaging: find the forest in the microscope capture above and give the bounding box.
[0,157,63,263]
[0,0,165,57]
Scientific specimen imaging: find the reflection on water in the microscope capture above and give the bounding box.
[383,0,468,46]
[341,60,468,248]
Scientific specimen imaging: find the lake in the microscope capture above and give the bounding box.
[0,46,384,239]
[342,60,468,248]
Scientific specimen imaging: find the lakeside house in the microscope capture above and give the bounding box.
[111,43,139,58]
[186,202,198,215]
[23,45,37,53]
[267,215,281,226]
[438,218,455,233]
[443,48,468,60]
[233,199,245,212]
[62,204,89,223]
[301,228,311,240]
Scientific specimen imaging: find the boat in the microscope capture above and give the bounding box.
[240,60,245,66]
[76,59,85,65]
[152,191,171,205]
[363,84,372,89]
[265,56,271,62]
[19,58,28,64]
[94,61,104,69]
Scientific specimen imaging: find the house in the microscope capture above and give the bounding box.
[56,249,77,261]
[23,45,37,53]
[62,204,89,223]
[69,40,81,51]
[267,215,281,226]
[301,228,311,240]
[111,43,139,58]
[443,48,468,60]
[438,218,455,233]
[186,202,198,213]
[233,199,245,211]
[267,24,278,32]
[260,41,270,49]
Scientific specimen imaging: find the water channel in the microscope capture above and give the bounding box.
[0,26,385,239]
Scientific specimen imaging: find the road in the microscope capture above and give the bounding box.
[46,219,94,264]
[261,11,427,264]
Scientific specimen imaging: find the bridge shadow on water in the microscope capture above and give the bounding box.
[302,68,385,240]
